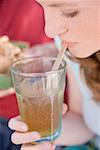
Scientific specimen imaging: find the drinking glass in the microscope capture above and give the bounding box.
[11,57,66,142]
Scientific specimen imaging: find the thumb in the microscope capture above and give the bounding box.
[62,103,68,115]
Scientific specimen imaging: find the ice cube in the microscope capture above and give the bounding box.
[46,74,58,91]
[21,78,46,97]
[21,78,33,97]
[32,78,46,97]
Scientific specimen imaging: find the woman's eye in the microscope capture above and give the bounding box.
[62,10,80,18]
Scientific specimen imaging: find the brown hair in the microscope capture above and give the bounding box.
[76,50,100,102]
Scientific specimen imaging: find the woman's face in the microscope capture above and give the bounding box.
[36,0,100,58]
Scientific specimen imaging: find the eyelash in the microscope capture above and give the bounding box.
[61,10,79,18]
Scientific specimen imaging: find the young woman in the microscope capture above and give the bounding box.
[8,0,100,149]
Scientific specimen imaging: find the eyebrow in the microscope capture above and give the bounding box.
[47,1,77,8]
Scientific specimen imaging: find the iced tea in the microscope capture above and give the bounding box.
[16,90,63,140]
[11,57,66,142]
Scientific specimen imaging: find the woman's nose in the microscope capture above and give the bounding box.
[44,7,68,38]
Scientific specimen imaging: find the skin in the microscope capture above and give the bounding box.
[9,0,100,149]
[37,0,100,58]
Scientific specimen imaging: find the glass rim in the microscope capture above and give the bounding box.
[11,56,66,77]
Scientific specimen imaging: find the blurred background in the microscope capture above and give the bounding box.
[0,0,53,119]
[0,1,67,149]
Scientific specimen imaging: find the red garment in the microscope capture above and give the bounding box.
[0,0,68,119]
[0,0,51,45]
[0,94,19,119]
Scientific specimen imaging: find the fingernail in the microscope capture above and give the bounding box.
[42,143,52,150]
[32,132,41,139]
[21,124,28,131]
[53,145,56,150]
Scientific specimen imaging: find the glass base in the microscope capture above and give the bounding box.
[34,130,60,143]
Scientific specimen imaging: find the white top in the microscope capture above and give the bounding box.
[66,56,100,148]
[54,36,100,148]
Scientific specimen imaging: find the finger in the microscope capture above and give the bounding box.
[11,131,41,145]
[21,142,55,150]
[8,116,28,132]
[62,103,68,115]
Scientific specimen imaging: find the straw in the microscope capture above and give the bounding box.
[52,42,67,71]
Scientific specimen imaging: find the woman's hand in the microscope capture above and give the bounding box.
[8,103,68,150]
[8,116,55,150]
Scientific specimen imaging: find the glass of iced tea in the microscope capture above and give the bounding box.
[11,57,66,142]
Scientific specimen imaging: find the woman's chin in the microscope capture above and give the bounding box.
[69,47,99,58]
